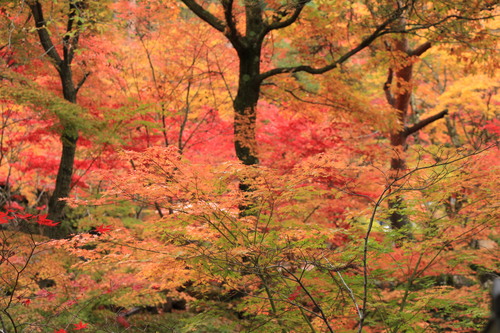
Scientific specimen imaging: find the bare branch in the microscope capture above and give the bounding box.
[221,0,237,36]
[401,13,497,35]
[63,0,85,65]
[221,0,246,50]
[404,109,448,137]
[179,0,226,32]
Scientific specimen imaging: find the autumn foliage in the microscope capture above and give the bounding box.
[0,0,499,332]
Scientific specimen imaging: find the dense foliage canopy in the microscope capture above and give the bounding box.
[0,0,498,332]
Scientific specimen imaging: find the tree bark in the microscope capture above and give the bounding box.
[48,126,78,224]
[233,50,261,166]
[29,0,86,227]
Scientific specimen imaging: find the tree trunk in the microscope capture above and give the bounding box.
[47,60,79,224]
[48,126,78,223]
[389,134,411,231]
[233,51,261,167]
[385,34,446,234]
[231,2,265,168]
[29,0,86,230]
[386,34,413,232]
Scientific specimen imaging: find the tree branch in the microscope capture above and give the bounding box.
[28,1,62,67]
[383,41,395,106]
[258,5,407,82]
[404,109,448,137]
[221,0,245,50]
[265,1,310,33]
[409,41,432,57]
[63,0,85,66]
[384,68,395,106]
[179,0,226,32]
[400,13,496,35]
[75,71,91,94]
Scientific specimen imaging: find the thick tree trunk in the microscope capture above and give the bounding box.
[233,46,261,201]
[47,64,79,224]
[29,1,84,227]
[48,126,78,223]
[231,2,264,168]
[233,53,261,167]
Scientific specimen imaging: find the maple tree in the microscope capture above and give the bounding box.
[110,1,235,159]
[179,0,394,167]
[178,0,497,169]
[59,142,496,332]
[1,0,125,233]
[25,0,92,223]
[377,2,498,232]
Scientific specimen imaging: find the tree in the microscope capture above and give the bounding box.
[383,37,448,231]
[178,1,497,171]
[378,1,498,232]
[27,0,92,223]
[111,1,235,160]
[178,0,411,170]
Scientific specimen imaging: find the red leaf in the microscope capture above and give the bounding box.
[288,291,300,301]
[54,330,67,333]
[36,214,60,227]
[94,224,112,234]
[0,211,13,224]
[287,286,302,301]
[16,213,33,219]
[483,119,500,136]
[3,201,24,210]
[73,321,88,330]
[36,289,56,300]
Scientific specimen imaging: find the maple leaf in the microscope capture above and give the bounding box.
[0,211,14,224]
[483,119,500,136]
[94,224,112,234]
[21,298,31,306]
[73,321,88,330]
[54,330,67,333]
[16,213,33,219]
[3,201,24,210]
[36,214,60,226]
